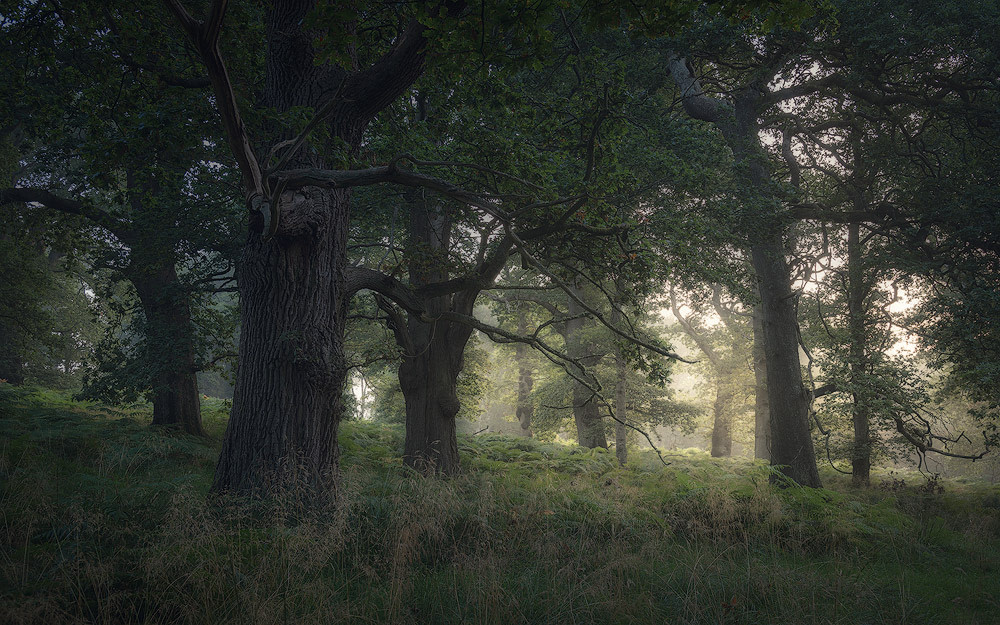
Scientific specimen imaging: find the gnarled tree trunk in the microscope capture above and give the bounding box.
[399,318,470,474]
[387,192,476,475]
[215,186,350,495]
[203,0,429,497]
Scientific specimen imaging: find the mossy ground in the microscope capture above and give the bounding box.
[1,386,998,624]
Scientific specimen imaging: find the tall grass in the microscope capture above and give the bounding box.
[1,385,998,624]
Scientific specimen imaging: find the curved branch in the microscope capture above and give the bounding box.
[667,55,732,125]
[345,266,429,321]
[511,224,694,363]
[163,0,264,204]
[669,285,720,368]
[0,187,132,239]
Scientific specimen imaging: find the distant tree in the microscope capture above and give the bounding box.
[0,3,241,435]
[669,285,753,457]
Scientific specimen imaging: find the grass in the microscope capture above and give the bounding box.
[1,385,999,624]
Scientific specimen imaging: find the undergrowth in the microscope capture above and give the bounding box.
[1,385,998,624]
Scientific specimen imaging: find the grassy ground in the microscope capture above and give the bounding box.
[1,385,999,624]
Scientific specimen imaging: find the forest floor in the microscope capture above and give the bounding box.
[1,386,999,624]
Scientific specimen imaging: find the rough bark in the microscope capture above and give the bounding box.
[131,259,206,437]
[201,0,429,496]
[215,185,350,495]
[752,304,771,460]
[847,221,872,486]
[515,302,534,438]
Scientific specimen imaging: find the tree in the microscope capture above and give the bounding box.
[0,3,240,435]
[766,0,1000,481]
[666,51,822,486]
[670,285,753,457]
[165,0,813,493]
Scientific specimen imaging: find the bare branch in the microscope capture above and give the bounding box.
[669,285,720,367]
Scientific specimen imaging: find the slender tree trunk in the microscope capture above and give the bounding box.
[671,287,736,458]
[0,320,23,385]
[614,345,628,465]
[515,302,534,438]
[710,381,733,457]
[566,288,607,449]
[752,304,771,460]
[847,221,871,486]
[132,262,206,437]
[611,305,627,464]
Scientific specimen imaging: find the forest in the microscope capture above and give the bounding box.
[1,0,999,623]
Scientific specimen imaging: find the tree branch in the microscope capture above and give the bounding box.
[0,187,132,239]
[162,0,264,206]
[667,55,732,125]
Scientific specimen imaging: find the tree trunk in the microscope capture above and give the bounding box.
[399,319,468,474]
[515,302,534,438]
[132,261,206,437]
[0,320,23,385]
[614,344,628,466]
[752,304,771,460]
[752,236,821,487]
[394,191,475,474]
[573,383,606,448]
[214,186,350,496]
[710,381,733,457]
[733,89,819,487]
[610,305,627,464]
[177,1,428,498]
[671,287,735,458]
[566,287,607,449]
[847,221,871,487]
